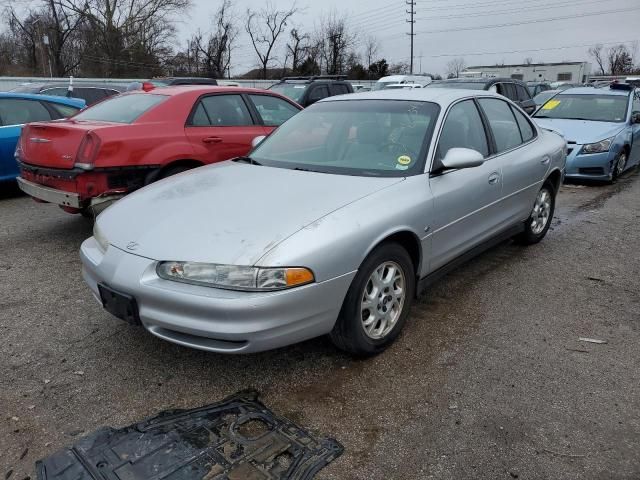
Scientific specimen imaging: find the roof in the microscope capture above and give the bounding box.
[0,92,86,107]
[467,61,589,69]
[557,86,632,96]
[12,82,129,91]
[434,77,519,84]
[320,87,503,105]
[134,85,271,96]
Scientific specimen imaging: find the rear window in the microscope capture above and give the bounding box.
[73,93,167,123]
[269,83,308,103]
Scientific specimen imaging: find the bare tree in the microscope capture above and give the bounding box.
[446,57,466,78]
[363,35,378,77]
[192,0,236,78]
[245,2,298,79]
[286,28,308,74]
[608,44,634,76]
[316,12,356,75]
[588,44,606,75]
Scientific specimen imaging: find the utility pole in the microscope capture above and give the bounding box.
[406,0,416,74]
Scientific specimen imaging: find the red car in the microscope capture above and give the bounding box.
[16,86,302,215]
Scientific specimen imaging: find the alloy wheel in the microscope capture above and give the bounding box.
[530,188,552,235]
[360,261,406,340]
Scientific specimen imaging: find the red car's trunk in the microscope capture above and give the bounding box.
[20,122,109,169]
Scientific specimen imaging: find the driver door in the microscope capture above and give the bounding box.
[428,99,504,271]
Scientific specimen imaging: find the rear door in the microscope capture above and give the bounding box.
[477,97,544,226]
[0,98,53,179]
[428,99,503,270]
[184,93,266,164]
[247,94,301,134]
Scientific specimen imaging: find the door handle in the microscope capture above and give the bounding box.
[202,136,222,144]
[488,172,500,185]
[540,156,551,165]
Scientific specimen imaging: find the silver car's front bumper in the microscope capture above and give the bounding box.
[80,237,356,354]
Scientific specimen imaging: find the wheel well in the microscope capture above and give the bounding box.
[379,231,421,275]
[545,169,562,194]
[161,159,204,173]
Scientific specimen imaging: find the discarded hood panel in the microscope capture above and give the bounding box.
[36,390,343,480]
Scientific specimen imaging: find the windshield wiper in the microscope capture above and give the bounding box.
[293,167,323,173]
[233,156,262,166]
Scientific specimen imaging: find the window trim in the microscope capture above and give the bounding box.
[429,96,493,175]
[509,103,537,144]
[185,92,259,128]
[476,97,539,160]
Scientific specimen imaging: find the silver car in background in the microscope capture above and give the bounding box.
[81,89,566,355]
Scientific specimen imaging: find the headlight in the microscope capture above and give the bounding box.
[156,262,314,291]
[93,223,109,252]
[581,137,614,154]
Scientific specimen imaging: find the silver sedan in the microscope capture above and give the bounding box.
[81,88,566,355]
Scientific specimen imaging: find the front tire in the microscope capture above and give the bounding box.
[330,243,415,356]
[610,151,627,183]
[516,181,556,245]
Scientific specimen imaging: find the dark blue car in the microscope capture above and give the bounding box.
[0,93,85,182]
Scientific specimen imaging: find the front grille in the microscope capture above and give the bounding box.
[579,167,604,175]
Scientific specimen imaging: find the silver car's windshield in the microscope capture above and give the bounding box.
[251,100,439,177]
[533,94,629,122]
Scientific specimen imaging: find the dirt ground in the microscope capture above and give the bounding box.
[1,171,639,479]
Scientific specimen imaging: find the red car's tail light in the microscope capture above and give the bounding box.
[142,82,156,92]
[75,132,101,170]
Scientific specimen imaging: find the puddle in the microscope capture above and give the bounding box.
[36,390,343,479]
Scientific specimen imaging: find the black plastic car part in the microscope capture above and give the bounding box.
[36,390,343,480]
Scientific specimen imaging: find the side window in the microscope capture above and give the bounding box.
[198,94,253,126]
[249,94,299,127]
[478,98,523,152]
[499,83,518,101]
[0,99,52,126]
[308,85,329,102]
[633,92,640,114]
[45,102,80,119]
[436,100,489,162]
[516,85,531,102]
[511,106,536,142]
[331,84,350,95]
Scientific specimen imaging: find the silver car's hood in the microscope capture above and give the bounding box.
[98,161,403,265]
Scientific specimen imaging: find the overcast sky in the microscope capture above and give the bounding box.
[180,0,640,76]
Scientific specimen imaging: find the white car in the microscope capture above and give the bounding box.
[373,75,432,90]
[383,83,423,90]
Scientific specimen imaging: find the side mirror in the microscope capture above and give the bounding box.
[441,148,485,169]
[632,112,640,124]
[251,135,266,148]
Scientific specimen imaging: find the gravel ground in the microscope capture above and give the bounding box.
[1,171,639,480]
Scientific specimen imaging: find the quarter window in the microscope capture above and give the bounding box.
[249,94,299,126]
[193,94,253,126]
[511,106,535,142]
[0,99,51,126]
[436,100,489,161]
[478,98,523,152]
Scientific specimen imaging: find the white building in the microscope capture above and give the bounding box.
[461,62,592,83]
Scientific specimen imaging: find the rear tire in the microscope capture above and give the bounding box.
[159,164,197,180]
[516,181,556,245]
[330,243,415,356]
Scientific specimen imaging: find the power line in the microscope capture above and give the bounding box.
[413,5,640,35]
[406,0,416,74]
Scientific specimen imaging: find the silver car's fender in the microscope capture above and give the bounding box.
[256,175,433,283]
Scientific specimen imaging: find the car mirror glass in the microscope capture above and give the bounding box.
[441,148,485,170]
